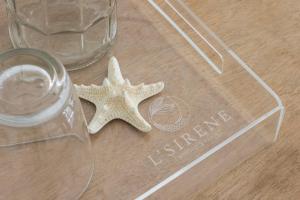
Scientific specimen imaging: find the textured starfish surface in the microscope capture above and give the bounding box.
[74,57,164,134]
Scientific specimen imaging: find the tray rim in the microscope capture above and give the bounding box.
[134,0,285,199]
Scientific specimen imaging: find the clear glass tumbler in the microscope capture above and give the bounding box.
[5,0,117,70]
[0,48,94,200]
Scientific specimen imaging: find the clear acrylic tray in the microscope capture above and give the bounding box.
[74,0,285,199]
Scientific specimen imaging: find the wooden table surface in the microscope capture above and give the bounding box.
[188,1,300,199]
[0,0,299,199]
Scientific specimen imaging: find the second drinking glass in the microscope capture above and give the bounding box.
[5,0,117,70]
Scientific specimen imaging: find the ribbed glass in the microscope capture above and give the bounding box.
[5,0,117,70]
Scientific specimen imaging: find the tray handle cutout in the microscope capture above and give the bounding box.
[148,0,229,74]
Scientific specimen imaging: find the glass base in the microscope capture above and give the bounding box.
[0,48,95,200]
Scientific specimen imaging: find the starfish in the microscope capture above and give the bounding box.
[74,57,165,134]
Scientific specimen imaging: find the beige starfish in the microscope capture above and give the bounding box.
[74,57,164,134]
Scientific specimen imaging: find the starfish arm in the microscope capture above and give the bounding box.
[118,92,152,132]
[120,108,152,132]
[74,84,107,105]
[134,81,165,103]
[108,57,125,85]
[87,108,113,134]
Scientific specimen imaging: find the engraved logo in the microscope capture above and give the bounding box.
[148,96,190,133]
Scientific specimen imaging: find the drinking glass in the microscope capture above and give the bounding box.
[0,48,94,200]
[5,0,117,70]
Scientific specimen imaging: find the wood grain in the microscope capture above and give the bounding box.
[0,0,299,200]
[189,0,300,199]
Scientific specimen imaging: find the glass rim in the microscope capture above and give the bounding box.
[0,48,71,127]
